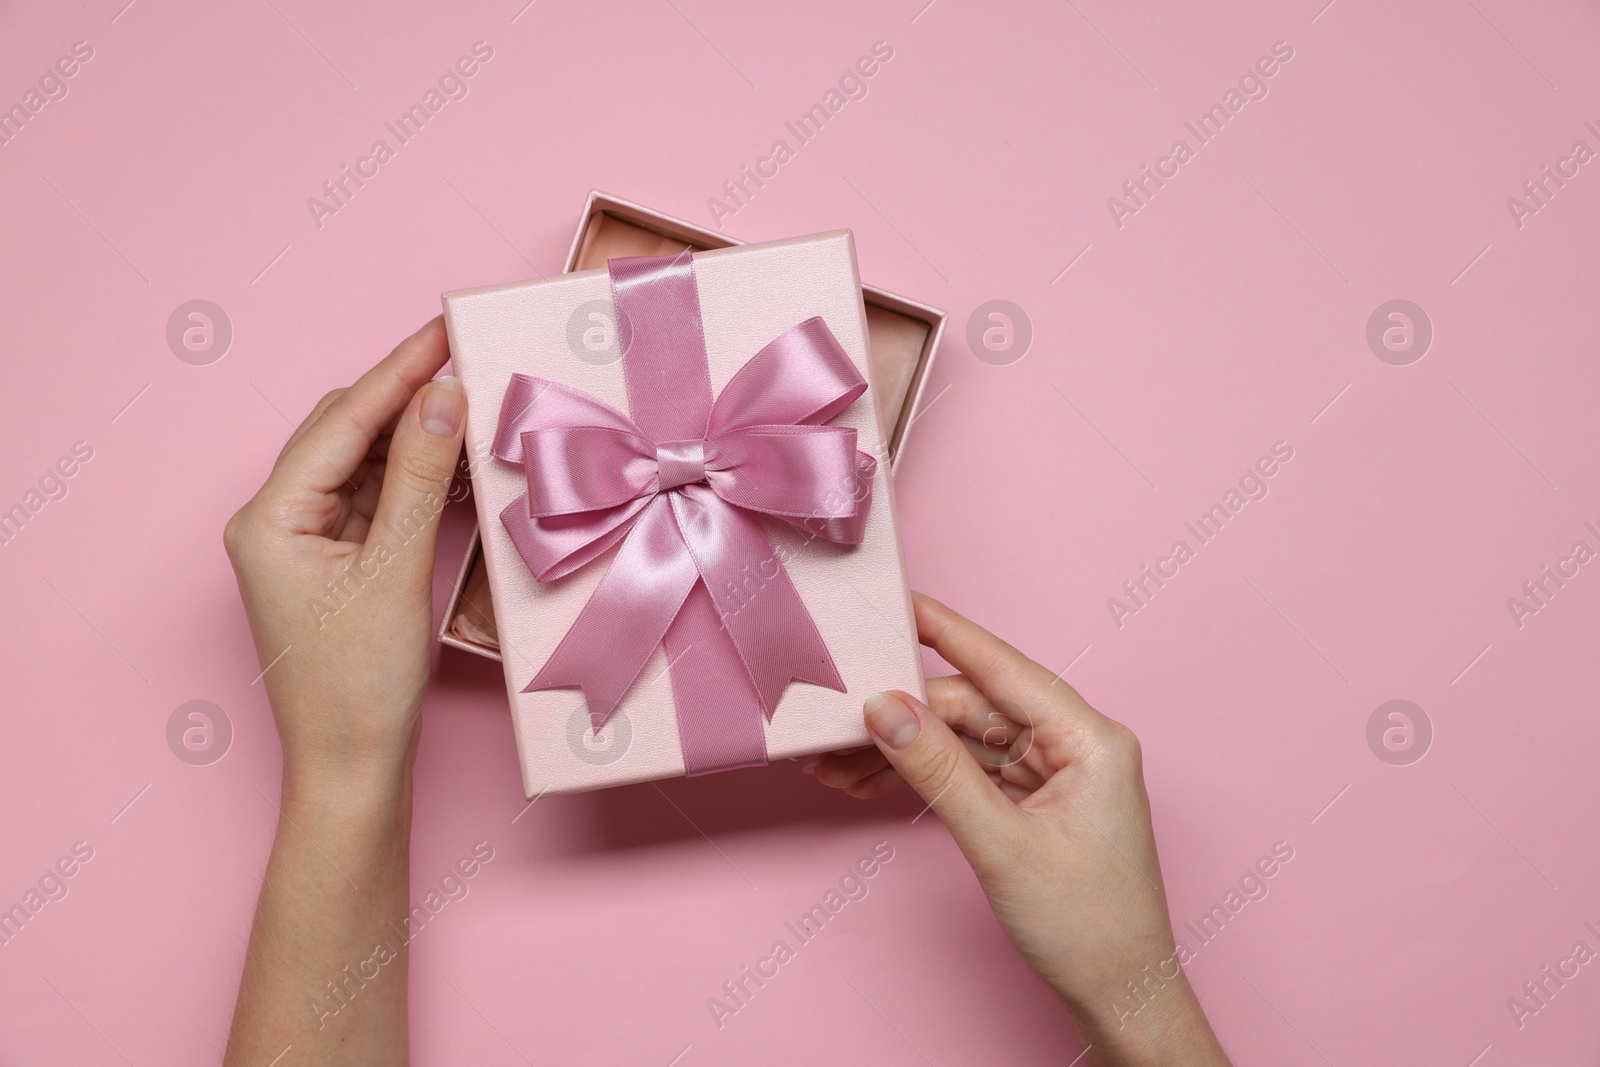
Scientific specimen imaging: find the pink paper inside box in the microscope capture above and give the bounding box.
[442,227,931,796]
[438,193,946,662]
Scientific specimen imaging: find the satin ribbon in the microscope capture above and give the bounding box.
[493,252,875,775]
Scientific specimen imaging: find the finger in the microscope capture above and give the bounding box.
[998,779,1033,803]
[927,675,1051,783]
[949,731,1047,797]
[809,746,891,789]
[928,674,1023,745]
[365,375,466,585]
[276,388,348,466]
[332,462,386,544]
[842,762,909,799]
[995,741,1049,793]
[347,460,386,524]
[914,592,1111,735]
[913,592,1057,698]
[958,731,1020,771]
[863,689,1021,859]
[810,692,1016,789]
[273,318,451,494]
[930,665,1094,788]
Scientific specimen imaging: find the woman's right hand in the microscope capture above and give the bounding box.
[807,593,1231,1066]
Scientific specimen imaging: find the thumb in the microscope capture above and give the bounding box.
[367,375,466,584]
[865,690,1019,859]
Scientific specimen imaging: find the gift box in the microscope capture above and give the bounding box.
[442,230,926,795]
[439,192,946,659]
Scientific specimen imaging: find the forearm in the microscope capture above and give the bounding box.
[224,767,414,1067]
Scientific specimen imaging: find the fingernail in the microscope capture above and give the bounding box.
[421,376,465,437]
[865,691,920,750]
[801,760,819,775]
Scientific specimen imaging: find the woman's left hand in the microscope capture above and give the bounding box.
[223,317,465,791]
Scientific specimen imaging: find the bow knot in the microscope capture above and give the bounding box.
[655,440,707,491]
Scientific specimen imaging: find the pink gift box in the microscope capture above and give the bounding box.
[437,192,947,661]
[442,230,926,796]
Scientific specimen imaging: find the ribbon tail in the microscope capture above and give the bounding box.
[670,488,845,720]
[524,496,698,729]
[662,586,770,775]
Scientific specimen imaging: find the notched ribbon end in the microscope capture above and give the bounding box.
[521,675,623,735]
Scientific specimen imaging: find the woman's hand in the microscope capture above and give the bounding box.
[223,318,465,793]
[807,593,1231,1067]
[222,319,461,1064]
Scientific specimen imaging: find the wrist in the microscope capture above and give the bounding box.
[275,704,422,804]
[1068,971,1230,1067]
[280,756,414,822]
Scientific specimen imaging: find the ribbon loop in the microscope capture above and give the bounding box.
[521,425,655,517]
[708,317,868,434]
[495,253,873,775]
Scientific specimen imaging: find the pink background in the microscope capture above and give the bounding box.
[1,0,1596,1063]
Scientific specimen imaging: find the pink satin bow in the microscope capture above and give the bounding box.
[492,253,875,775]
